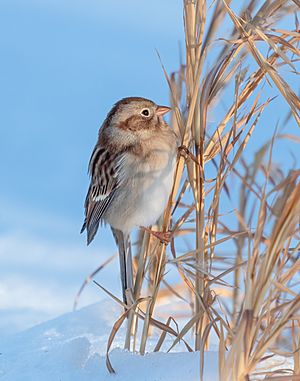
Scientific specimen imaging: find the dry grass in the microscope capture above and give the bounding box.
[86,1,300,379]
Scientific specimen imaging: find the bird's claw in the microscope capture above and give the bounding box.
[178,145,199,165]
[140,226,173,245]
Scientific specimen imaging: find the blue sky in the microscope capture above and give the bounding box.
[0,0,182,232]
[0,0,298,334]
[0,0,184,334]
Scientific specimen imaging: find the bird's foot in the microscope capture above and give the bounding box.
[140,226,173,245]
[178,145,199,165]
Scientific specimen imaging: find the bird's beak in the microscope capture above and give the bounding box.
[156,105,171,116]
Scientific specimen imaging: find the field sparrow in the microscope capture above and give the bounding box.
[81,97,177,304]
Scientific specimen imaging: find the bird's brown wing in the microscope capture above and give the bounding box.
[81,145,125,245]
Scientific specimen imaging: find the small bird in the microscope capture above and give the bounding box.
[81,97,177,305]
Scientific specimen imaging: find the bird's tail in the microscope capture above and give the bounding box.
[111,228,133,306]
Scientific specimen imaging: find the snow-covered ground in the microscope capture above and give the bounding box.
[0,300,217,380]
[0,299,294,381]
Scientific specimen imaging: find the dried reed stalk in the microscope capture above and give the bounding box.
[97,0,300,377]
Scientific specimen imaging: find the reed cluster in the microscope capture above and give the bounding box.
[90,1,300,379]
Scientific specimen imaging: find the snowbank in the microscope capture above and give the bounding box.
[0,301,218,381]
[0,300,294,380]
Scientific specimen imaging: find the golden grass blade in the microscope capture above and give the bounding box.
[73,254,116,310]
[222,0,300,125]
[153,317,176,352]
[100,2,300,379]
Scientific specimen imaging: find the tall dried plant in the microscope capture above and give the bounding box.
[94,1,300,379]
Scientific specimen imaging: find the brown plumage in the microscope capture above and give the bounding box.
[81,97,177,304]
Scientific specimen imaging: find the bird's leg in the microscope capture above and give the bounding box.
[140,226,173,245]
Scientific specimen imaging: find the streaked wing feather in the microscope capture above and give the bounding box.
[84,190,116,244]
[81,146,124,244]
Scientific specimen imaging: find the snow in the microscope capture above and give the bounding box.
[0,300,218,381]
[0,300,293,381]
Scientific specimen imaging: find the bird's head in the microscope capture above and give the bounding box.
[106,97,171,132]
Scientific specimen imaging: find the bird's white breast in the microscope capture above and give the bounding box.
[104,133,177,234]
[131,150,176,228]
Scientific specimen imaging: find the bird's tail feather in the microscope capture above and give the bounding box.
[111,228,133,305]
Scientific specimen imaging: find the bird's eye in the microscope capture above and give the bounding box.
[141,108,150,117]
